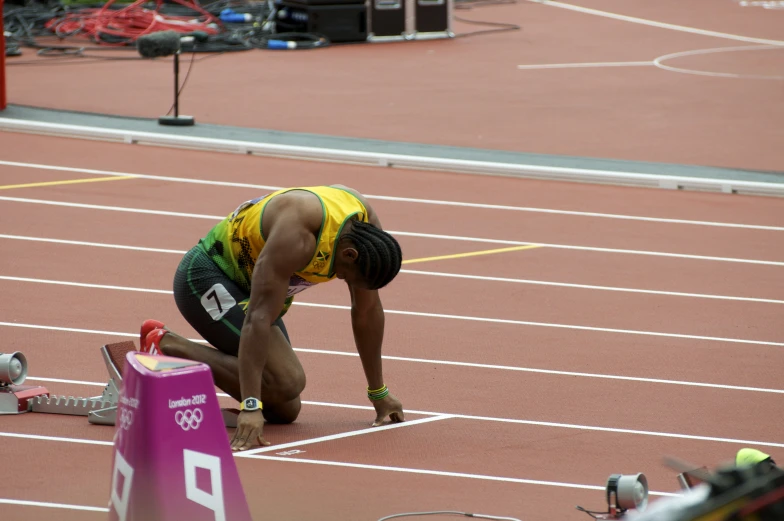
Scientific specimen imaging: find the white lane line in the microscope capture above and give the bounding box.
[293,349,784,395]
[518,61,653,69]
[4,268,784,306]
[27,377,105,387]
[0,275,172,294]
[22,318,784,394]
[251,455,681,497]
[0,432,678,499]
[29,376,111,387]
[3,276,784,346]
[0,195,222,220]
[0,498,109,513]
[302,401,784,449]
[2,198,783,265]
[9,386,784,449]
[1,159,782,231]
[527,0,784,46]
[365,194,784,230]
[1,238,782,304]
[0,234,189,254]
[0,312,784,394]
[0,431,113,446]
[391,231,784,266]
[400,269,784,304]
[0,321,139,337]
[19,321,784,394]
[236,415,454,457]
[294,302,784,347]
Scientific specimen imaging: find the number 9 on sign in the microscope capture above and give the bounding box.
[110,448,226,521]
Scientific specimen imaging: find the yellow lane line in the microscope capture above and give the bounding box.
[0,175,135,190]
[402,244,544,265]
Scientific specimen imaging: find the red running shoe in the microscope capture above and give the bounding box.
[142,328,167,356]
[139,319,165,350]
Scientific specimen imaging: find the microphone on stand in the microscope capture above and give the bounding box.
[136,30,201,126]
[136,30,182,58]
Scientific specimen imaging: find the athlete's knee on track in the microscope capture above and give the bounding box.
[265,365,306,404]
[263,396,302,424]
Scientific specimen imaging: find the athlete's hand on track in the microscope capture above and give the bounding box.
[231,410,270,451]
[372,393,405,427]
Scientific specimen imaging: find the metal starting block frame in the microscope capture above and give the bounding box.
[29,341,131,425]
[29,341,239,428]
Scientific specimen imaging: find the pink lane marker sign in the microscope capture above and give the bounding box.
[108,352,253,521]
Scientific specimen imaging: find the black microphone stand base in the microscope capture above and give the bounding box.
[158,115,195,126]
[158,50,194,127]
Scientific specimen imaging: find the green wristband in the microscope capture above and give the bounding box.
[367,385,389,401]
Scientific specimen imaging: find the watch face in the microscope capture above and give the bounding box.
[244,398,258,408]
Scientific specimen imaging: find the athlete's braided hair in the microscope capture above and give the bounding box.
[340,219,402,290]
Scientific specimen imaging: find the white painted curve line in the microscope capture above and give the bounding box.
[3,276,784,346]
[528,0,784,46]
[3,197,782,265]
[251,455,681,497]
[0,498,109,513]
[517,61,653,69]
[653,45,784,80]
[237,414,453,457]
[2,159,782,232]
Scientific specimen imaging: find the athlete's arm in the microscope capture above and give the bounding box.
[349,284,385,389]
[334,185,405,425]
[231,204,315,451]
[349,284,404,426]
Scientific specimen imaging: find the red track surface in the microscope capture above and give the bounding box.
[1,3,784,519]
[1,131,783,521]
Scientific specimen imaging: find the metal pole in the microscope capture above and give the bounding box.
[173,50,180,118]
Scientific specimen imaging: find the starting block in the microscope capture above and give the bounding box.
[3,341,240,429]
[29,341,128,425]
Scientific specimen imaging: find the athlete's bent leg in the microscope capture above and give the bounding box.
[158,325,305,421]
[167,245,306,422]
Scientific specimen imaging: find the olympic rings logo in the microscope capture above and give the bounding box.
[119,409,134,431]
[175,408,204,431]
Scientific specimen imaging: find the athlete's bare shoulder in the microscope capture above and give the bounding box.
[261,189,324,239]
